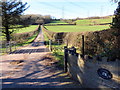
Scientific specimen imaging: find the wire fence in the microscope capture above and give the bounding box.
[1,41,17,54]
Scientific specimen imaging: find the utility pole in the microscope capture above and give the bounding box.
[100,5,103,17]
[62,6,64,19]
[87,10,89,19]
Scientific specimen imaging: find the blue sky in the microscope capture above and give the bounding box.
[22,0,118,19]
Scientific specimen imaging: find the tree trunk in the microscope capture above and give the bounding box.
[5,26,10,42]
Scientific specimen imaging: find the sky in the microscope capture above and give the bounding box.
[21,0,118,19]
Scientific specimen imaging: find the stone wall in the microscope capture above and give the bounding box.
[66,47,120,88]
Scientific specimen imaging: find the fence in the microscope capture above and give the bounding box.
[64,46,120,88]
[48,39,64,52]
[1,41,17,54]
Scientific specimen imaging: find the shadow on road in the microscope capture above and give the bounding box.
[2,57,82,88]
[10,48,49,54]
[2,71,81,88]
[9,41,49,54]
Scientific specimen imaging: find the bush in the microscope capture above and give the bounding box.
[11,30,38,44]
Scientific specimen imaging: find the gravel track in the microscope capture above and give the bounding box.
[0,28,82,89]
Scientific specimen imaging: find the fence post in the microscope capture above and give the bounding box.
[58,40,60,45]
[9,41,12,53]
[64,46,68,72]
[82,35,85,57]
[49,39,52,51]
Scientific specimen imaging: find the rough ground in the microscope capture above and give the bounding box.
[0,29,82,89]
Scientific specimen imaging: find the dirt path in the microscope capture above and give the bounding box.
[0,28,82,88]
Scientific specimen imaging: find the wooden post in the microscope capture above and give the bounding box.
[64,46,68,72]
[9,41,12,52]
[49,39,52,51]
[82,35,84,57]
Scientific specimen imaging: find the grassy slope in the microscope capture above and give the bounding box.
[1,25,38,40]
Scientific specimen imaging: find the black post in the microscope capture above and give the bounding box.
[82,35,85,57]
[64,46,68,72]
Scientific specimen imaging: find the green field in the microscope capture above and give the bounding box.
[76,17,112,26]
[45,25,110,32]
[45,17,112,32]
[45,20,68,25]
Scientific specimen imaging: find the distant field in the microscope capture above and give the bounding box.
[45,20,68,25]
[45,25,110,32]
[76,17,112,26]
[45,16,112,32]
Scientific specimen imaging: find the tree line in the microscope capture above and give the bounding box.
[20,14,52,26]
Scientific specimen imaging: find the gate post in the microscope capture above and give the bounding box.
[64,46,68,72]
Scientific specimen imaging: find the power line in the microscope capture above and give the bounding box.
[40,2,84,18]
[65,0,88,11]
[62,6,64,19]
[64,0,90,17]
[39,2,82,13]
[39,2,62,10]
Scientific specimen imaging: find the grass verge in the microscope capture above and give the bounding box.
[51,44,64,68]
[43,29,65,68]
